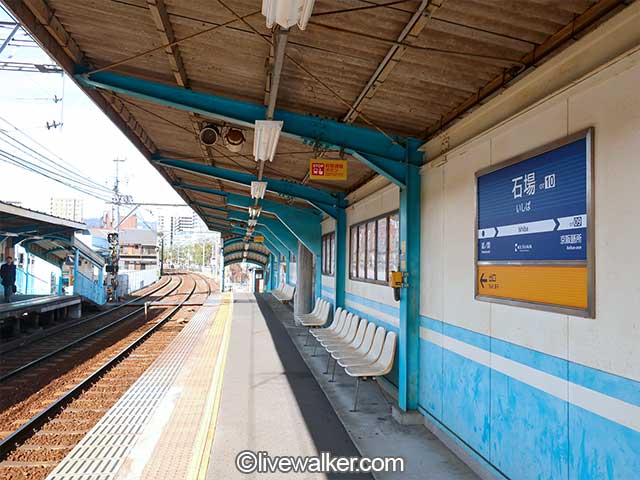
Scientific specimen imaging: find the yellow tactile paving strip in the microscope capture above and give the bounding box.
[43,293,232,480]
[140,293,232,480]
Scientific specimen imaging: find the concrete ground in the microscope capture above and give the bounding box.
[207,292,372,479]
[260,294,479,480]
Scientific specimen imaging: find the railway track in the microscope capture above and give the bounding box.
[0,276,184,416]
[0,272,215,480]
[0,274,174,373]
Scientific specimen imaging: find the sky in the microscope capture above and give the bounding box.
[0,7,187,222]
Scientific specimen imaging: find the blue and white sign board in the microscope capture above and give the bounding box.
[478,135,589,262]
[475,129,595,318]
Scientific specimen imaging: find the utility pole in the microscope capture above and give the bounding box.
[112,158,126,232]
[108,158,126,300]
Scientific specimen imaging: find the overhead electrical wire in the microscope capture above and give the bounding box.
[0,149,112,201]
[0,134,112,194]
[0,116,112,194]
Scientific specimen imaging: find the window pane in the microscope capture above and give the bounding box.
[357,225,366,279]
[322,237,326,273]
[389,213,400,272]
[330,233,335,275]
[366,221,376,279]
[376,218,387,281]
[350,228,357,278]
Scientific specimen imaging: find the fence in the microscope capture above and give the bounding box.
[117,268,159,296]
[74,271,107,305]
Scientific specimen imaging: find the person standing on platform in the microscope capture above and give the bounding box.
[1,256,17,303]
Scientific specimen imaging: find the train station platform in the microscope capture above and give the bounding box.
[42,291,479,479]
[0,294,81,321]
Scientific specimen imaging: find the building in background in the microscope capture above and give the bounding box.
[158,211,208,246]
[118,229,158,271]
[50,197,83,222]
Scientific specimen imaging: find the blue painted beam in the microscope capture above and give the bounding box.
[193,202,228,214]
[76,70,424,166]
[158,158,339,212]
[202,206,301,256]
[225,251,269,264]
[224,194,322,258]
[225,225,289,259]
[179,183,339,219]
[186,184,323,259]
[228,211,300,255]
[224,249,269,263]
[224,248,269,260]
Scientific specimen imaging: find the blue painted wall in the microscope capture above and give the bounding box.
[418,316,640,480]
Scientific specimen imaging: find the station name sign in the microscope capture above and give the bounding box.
[475,129,594,317]
[309,159,347,181]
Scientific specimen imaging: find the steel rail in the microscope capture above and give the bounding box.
[0,272,199,461]
[0,275,181,383]
[0,275,173,355]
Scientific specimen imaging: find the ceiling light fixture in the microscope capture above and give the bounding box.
[253,120,282,162]
[251,181,268,199]
[199,124,220,146]
[262,0,315,30]
[248,219,258,228]
[224,127,246,153]
[244,243,250,251]
[248,206,262,218]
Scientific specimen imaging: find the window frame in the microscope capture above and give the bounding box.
[349,210,399,286]
[321,231,335,276]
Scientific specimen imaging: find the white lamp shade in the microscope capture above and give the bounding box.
[248,206,262,218]
[253,120,283,162]
[251,181,268,199]
[262,0,315,30]
[248,219,258,228]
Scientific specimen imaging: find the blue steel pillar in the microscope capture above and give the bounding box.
[97,265,104,302]
[73,249,80,295]
[24,251,31,294]
[335,204,347,309]
[398,164,421,412]
[58,267,64,295]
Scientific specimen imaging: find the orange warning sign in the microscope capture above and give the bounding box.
[477,264,588,310]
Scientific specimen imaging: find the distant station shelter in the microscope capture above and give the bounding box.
[0,201,106,305]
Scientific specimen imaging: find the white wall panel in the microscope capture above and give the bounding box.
[420,164,444,320]
[567,58,640,380]
[420,47,640,379]
[442,140,491,335]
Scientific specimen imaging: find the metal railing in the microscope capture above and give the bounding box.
[74,271,107,305]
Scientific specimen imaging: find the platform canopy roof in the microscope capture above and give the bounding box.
[5,0,626,244]
[0,201,102,266]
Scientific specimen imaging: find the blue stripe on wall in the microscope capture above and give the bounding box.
[419,315,640,407]
[321,284,335,293]
[418,315,640,480]
[345,292,399,317]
